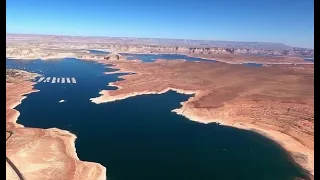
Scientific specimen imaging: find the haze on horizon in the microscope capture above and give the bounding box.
[6,0,314,49]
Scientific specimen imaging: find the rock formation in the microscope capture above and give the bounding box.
[104,53,121,60]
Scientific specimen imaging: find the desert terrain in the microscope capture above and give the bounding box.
[6,34,314,179]
[90,58,314,177]
[6,34,314,64]
[6,69,106,180]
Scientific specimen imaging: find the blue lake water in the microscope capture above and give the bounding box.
[119,53,217,63]
[245,53,282,57]
[6,58,309,180]
[304,58,314,62]
[88,49,110,55]
[242,62,263,67]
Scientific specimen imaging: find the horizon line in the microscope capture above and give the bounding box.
[6,32,313,50]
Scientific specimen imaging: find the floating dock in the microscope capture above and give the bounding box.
[71,77,76,83]
[36,77,77,84]
[52,77,56,83]
[45,77,51,83]
[37,77,45,82]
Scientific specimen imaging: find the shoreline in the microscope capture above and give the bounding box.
[90,65,314,178]
[6,53,314,178]
[6,50,315,65]
[6,82,39,129]
[6,71,106,180]
[84,49,314,65]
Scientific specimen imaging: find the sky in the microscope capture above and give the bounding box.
[6,0,314,48]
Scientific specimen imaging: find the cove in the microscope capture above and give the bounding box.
[119,53,217,63]
[88,49,110,55]
[6,58,309,180]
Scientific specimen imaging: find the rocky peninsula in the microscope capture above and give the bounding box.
[90,58,314,178]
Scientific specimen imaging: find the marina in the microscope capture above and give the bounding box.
[44,77,51,83]
[36,77,76,84]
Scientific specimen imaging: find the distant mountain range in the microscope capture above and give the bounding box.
[6,33,314,57]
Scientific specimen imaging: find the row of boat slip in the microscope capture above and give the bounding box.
[37,77,77,83]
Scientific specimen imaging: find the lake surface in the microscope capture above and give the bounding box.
[304,58,314,62]
[242,62,263,67]
[88,49,110,55]
[7,58,309,180]
[119,53,217,63]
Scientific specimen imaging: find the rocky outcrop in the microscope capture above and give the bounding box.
[104,53,121,60]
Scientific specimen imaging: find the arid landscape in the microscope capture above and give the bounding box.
[91,58,314,175]
[6,34,313,64]
[6,34,314,180]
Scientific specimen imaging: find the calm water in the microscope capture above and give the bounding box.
[6,58,309,180]
[242,62,263,67]
[119,53,217,63]
[304,58,314,62]
[245,53,282,57]
[88,49,110,55]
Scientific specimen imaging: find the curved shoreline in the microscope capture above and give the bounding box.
[82,49,314,65]
[6,73,106,180]
[90,66,314,178]
[6,54,314,179]
[6,50,314,65]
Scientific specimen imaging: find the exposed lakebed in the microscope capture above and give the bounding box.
[6,58,308,180]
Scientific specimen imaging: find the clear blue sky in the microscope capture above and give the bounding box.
[6,0,314,48]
